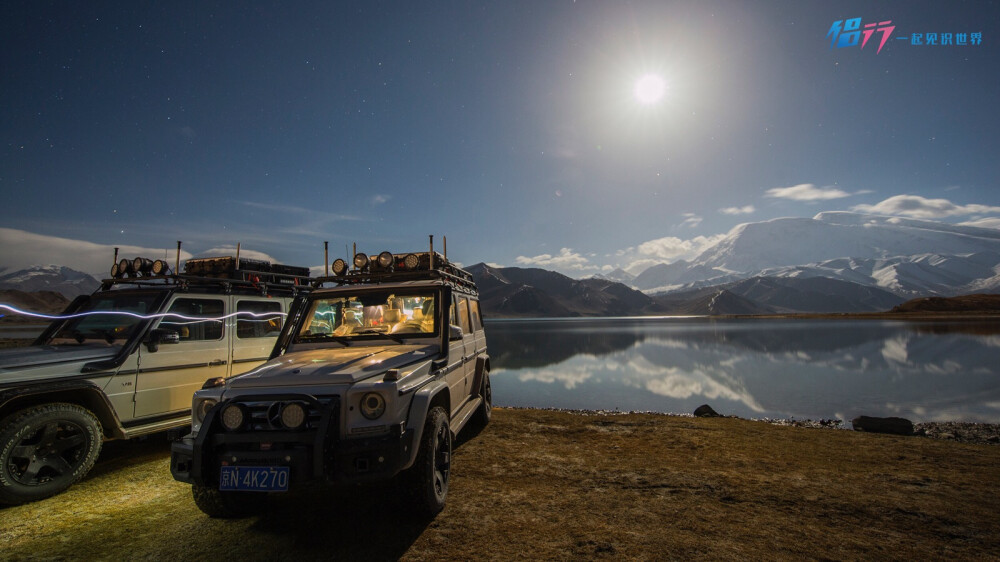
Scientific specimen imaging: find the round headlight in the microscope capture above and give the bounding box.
[118,258,132,276]
[377,251,394,269]
[332,258,347,276]
[132,257,151,275]
[151,259,169,275]
[110,262,120,278]
[403,253,420,270]
[353,253,369,269]
[280,402,307,429]
[220,404,246,430]
[195,398,218,423]
[360,392,386,420]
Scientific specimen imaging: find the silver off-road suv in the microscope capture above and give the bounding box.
[170,240,491,518]
[0,254,310,505]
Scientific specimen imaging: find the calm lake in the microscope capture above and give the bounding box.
[486,317,1000,424]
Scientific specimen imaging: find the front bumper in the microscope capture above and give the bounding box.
[170,424,414,488]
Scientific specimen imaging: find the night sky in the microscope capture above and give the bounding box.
[2,1,998,277]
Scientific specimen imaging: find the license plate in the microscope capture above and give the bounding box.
[219,465,289,492]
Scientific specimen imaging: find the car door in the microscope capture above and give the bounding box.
[453,294,477,411]
[134,295,231,418]
[230,296,285,376]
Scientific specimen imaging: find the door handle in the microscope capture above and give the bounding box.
[209,359,227,367]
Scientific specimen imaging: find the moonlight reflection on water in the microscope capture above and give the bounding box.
[486,317,1000,423]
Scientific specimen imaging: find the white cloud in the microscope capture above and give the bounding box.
[0,228,193,278]
[765,183,850,201]
[635,234,726,261]
[959,217,1000,230]
[680,213,702,228]
[852,195,1000,219]
[371,194,390,205]
[200,246,277,263]
[719,205,755,215]
[515,248,597,272]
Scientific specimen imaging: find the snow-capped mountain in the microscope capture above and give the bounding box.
[588,268,635,284]
[0,265,101,297]
[633,213,1000,298]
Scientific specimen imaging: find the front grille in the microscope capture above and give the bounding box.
[225,395,339,432]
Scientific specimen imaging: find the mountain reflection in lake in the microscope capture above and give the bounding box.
[486,317,1000,423]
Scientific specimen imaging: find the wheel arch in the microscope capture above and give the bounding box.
[0,383,125,440]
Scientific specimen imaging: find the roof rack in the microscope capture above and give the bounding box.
[312,237,477,295]
[100,252,311,296]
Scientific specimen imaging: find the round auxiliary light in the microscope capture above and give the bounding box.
[118,258,132,277]
[110,262,120,278]
[151,259,169,275]
[403,253,420,270]
[133,257,153,276]
[280,402,307,430]
[353,253,369,269]
[195,399,218,424]
[377,251,394,269]
[360,392,386,420]
[220,403,246,431]
[332,258,347,276]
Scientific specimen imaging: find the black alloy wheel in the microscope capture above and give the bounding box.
[0,403,102,505]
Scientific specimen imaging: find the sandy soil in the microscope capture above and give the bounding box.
[2,408,998,560]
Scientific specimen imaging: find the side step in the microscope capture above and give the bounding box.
[450,396,482,435]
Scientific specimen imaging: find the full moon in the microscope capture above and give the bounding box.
[634,74,666,104]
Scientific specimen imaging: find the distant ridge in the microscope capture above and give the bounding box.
[0,265,100,297]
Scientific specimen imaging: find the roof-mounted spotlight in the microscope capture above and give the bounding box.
[353,253,369,270]
[377,251,394,270]
[332,258,348,276]
[403,253,420,270]
[110,262,120,279]
[118,259,133,278]
[151,259,169,276]
[132,257,153,276]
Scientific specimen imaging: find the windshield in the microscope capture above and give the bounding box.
[296,289,438,343]
[49,292,157,344]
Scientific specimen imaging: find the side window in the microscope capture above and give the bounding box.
[456,296,472,334]
[236,300,283,339]
[469,299,483,332]
[160,298,224,341]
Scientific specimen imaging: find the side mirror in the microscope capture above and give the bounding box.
[449,325,464,341]
[145,328,180,352]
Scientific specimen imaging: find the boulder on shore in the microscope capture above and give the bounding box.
[694,404,721,418]
[851,416,914,436]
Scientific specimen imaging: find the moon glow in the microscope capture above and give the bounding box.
[634,74,666,104]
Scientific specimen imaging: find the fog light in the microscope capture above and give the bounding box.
[221,404,246,430]
[360,392,386,420]
[280,402,307,429]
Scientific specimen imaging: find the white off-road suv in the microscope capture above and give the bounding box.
[170,240,491,518]
[0,254,310,505]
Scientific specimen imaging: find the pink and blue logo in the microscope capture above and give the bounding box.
[827,17,983,54]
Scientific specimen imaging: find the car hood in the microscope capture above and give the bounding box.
[0,344,120,373]
[227,344,438,388]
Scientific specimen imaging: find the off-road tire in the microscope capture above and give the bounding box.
[472,370,492,428]
[0,403,103,505]
[192,483,267,518]
[402,406,451,517]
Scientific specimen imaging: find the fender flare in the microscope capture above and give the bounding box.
[0,380,126,439]
[400,378,451,471]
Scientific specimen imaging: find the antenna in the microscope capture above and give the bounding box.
[324,241,329,276]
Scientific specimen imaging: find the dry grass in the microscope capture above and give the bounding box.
[2,408,999,560]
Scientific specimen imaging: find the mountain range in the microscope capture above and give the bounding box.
[1,212,997,316]
[0,265,100,297]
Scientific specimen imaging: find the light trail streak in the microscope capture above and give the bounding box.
[0,304,286,323]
